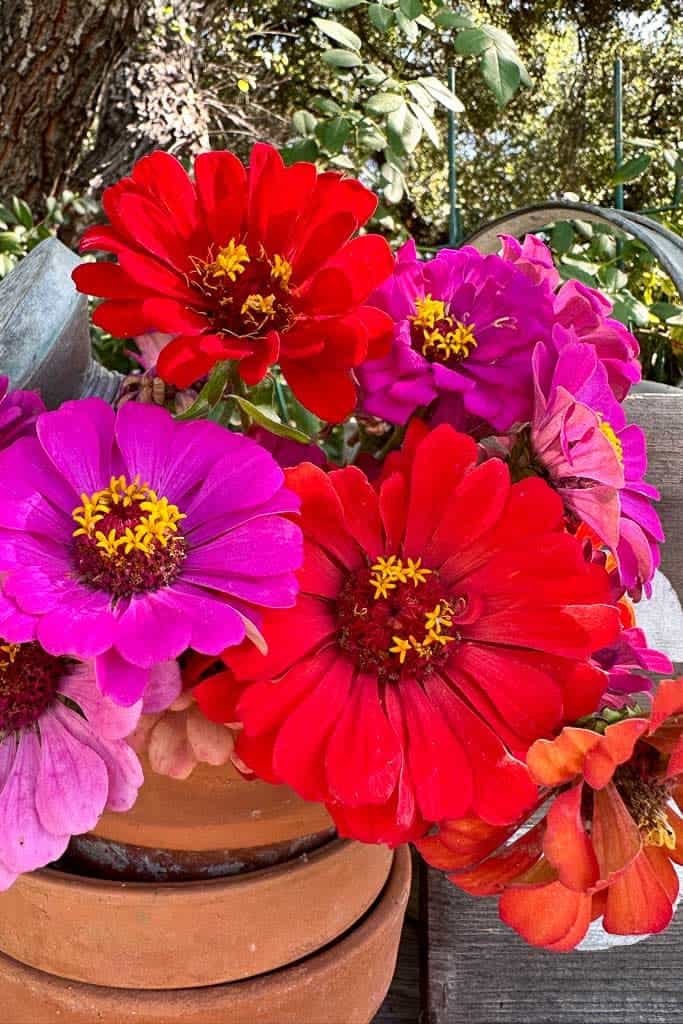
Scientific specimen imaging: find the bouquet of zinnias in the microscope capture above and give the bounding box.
[0,143,679,953]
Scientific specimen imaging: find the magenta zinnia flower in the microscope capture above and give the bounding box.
[0,399,303,706]
[0,376,45,452]
[0,641,154,889]
[526,331,662,597]
[553,280,641,401]
[498,233,560,292]
[358,241,555,432]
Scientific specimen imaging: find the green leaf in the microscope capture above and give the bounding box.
[281,138,319,164]
[480,47,521,106]
[292,109,317,135]
[227,395,313,444]
[416,13,434,28]
[316,115,352,152]
[651,301,683,322]
[572,219,593,240]
[551,221,574,254]
[0,231,24,254]
[434,10,473,28]
[313,17,361,51]
[418,76,464,112]
[358,120,388,149]
[399,0,422,17]
[366,91,405,114]
[368,4,394,31]
[406,80,435,113]
[390,104,422,153]
[314,0,362,8]
[11,197,33,230]
[311,95,343,115]
[612,153,651,184]
[407,101,440,147]
[454,27,489,54]
[395,10,419,41]
[596,234,617,260]
[602,265,628,291]
[321,48,362,68]
[205,360,232,405]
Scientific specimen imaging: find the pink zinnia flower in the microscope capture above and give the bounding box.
[0,376,45,452]
[527,331,662,597]
[0,399,303,706]
[553,280,641,400]
[0,640,156,889]
[498,233,560,291]
[357,241,555,432]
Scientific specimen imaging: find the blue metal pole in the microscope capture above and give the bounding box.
[447,66,460,246]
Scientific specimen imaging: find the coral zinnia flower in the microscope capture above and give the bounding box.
[210,424,619,846]
[0,639,156,889]
[0,376,44,452]
[71,145,395,423]
[419,679,683,951]
[522,333,662,597]
[357,241,555,432]
[0,399,302,706]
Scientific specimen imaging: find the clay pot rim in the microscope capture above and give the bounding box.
[40,835,354,897]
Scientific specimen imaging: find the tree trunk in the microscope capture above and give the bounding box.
[0,0,141,204]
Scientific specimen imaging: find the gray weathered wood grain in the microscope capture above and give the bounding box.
[424,393,683,1024]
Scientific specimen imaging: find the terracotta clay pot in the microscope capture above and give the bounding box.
[0,836,394,989]
[0,846,410,1024]
[66,757,336,881]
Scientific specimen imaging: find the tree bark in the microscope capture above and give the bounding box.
[0,0,141,204]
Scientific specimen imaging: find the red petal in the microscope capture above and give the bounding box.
[281,360,358,423]
[603,847,676,935]
[227,595,336,682]
[92,300,151,337]
[329,466,384,560]
[131,151,202,240]
[297,540,344,599]
[356,305,394,360]
[260,162,318,256]
[194,670,244,724]
[325,672,402,806]
[156,335,216,387]
[378,471,409,553]
[403,425,478,558]
[286,462,364,568]
[329,790,426,846]
[194,150,248,246]
[544,784,599,891]
[425,457,510,566]
[72,262,150,300]
[591,782,642,884]
[118,249,203,304]
[235,729,279,784]
[450,821,546,895]
[301,235,394,312]
[272,655,354,801]
[141,297,208,335]
[79,224,130,256]
[237,646,337,735]
[239,330,280,384]
[465,604,619,660]
[114,192,193,272]
[499,880,591,949]
[291,210,358,283]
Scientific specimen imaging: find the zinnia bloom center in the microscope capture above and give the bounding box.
[192,238,294,338]
[614,761,676,850]
[597,415,624,463]
[409,294,478,365]
[0,641,66,733]
[336,556,461,682]
[72,475,187,599]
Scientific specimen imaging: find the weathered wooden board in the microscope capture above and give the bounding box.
[424,392,683,1024]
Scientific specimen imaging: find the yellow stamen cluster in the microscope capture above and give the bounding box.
[207,239,250,282]
[270,253,293,289]
[369,556,431,600]
[241,292,277,324]
[644,812,677,851]
[597,415,624,464]
[0,643,20,670]
[389,601,456,664]
[72,476,186,559]
[410,295,477,361]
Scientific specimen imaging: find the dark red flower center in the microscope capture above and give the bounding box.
[0,641,67,732]
[191,239,295,338]
[71,475,186,600]
[336,555,465,683]
[409,294,478,367]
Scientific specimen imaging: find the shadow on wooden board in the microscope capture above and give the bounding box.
[424,392,683,1024]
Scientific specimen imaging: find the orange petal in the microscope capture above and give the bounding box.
[416,816,516,871]
[527,727,601,786]
[583,719,648,789]
[667,807,683,866]
[543,784,599,891]
[449,821,545,896]
[592,783,642,885]
[499,880,590,949]
[650,677,683,734]
[544,894,593,952]
[603,848,676,935]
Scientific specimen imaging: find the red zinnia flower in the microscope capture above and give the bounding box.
[72,145,394,422]
[419,679,683,951]
[203,425,619,845]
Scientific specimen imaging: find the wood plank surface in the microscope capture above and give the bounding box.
[423,392,683,1024]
